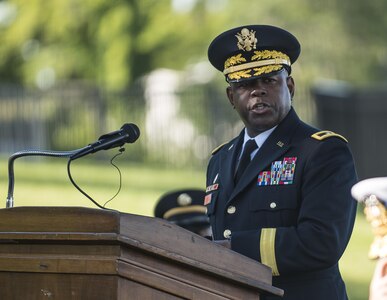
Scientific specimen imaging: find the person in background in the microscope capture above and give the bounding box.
[352,177,387,300]
[154,188,211,238]
[204,24,358,300]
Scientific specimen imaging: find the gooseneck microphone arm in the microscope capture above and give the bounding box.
[5,123,140,208]
[6,147,89,208]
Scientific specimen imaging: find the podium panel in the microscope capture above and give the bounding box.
[0,207,283,299]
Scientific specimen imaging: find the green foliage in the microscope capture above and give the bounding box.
[0,0,225,90]
[0,0,386,90]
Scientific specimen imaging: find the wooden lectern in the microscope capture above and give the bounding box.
[0,207,283,299]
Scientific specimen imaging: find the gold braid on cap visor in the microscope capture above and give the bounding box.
[363,195,387,259]
[163,205,207,220]
[223,50,291,81]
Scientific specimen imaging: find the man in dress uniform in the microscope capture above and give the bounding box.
[154,189,211,237]
[205,24,358,300]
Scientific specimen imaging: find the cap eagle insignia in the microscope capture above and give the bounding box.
[235,28,257,51]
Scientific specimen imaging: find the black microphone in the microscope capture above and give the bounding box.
[70,123,140,160]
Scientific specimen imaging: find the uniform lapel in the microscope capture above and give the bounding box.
[229,108,301,200]
[217,132,244,196]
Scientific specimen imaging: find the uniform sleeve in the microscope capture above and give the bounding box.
[231,138,358,276]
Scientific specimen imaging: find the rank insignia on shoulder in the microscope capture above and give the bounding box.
[211,142,227,155]
[311,130,348,143]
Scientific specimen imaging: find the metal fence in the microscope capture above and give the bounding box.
[0,72,315,169]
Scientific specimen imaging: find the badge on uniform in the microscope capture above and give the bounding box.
[204,174,219,205]
[204,194,212,205]
[257,157,297,186]
[206,183,219,193]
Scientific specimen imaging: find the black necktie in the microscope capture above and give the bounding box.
[235,139,258,183]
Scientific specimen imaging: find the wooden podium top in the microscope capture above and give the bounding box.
[0,206,283,297]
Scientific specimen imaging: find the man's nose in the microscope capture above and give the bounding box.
[250,81,267,97]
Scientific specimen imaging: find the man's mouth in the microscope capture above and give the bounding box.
[250,102,270,112]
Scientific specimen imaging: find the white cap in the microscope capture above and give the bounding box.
[351,177,387,204]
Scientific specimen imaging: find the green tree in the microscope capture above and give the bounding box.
[0,0,385,89]
[0,0,228,90]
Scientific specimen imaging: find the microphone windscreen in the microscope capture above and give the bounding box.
[121,123,140,143]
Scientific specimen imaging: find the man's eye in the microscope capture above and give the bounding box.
[263,77,276,83]
[235,82,249,88]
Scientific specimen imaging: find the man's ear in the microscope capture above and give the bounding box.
[226,86,235,108]
[287,76,295,99]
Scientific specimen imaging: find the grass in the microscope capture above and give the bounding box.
[0,155,206,215]
[0,155,375,299]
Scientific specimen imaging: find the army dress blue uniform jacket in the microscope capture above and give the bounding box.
[205,108,357,300]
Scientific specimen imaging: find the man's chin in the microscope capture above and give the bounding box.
[246,122,276,136]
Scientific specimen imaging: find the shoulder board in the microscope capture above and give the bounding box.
[211,143,227,155]
[311,130,348,143]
